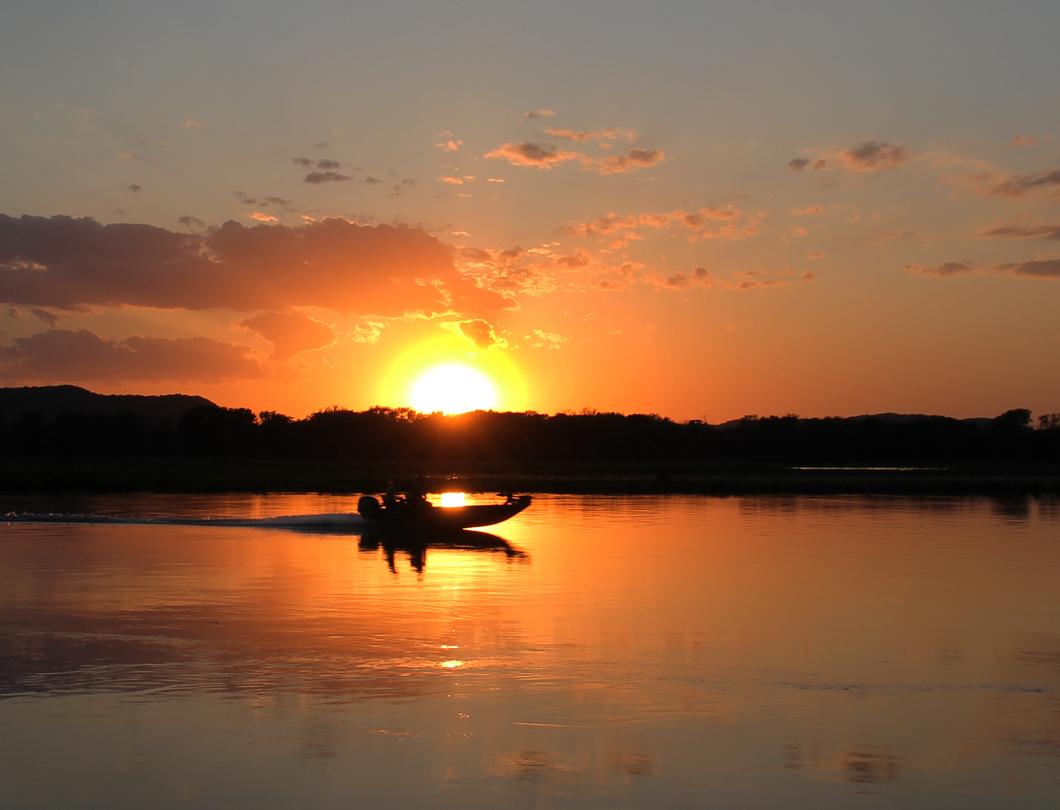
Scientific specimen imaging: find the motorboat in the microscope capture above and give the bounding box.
[357,493,531,529]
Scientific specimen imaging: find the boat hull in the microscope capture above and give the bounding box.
[358,496,531,530]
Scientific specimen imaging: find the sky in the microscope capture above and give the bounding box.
[1,0,1059,421]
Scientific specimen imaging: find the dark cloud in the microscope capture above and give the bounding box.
[30,307,58,326]
[792,142,905,174]
[457,318,499,349]
[303,170,351,184]
[128,184,142,193]
[292,157,315,168]
[177,215,206,231]
[1001,258,1060,279]
[233,192,294,211]
[0,214,508,317]
[839,140,907,172]
[0,329,262,381]
[979,223,1060,240]
[364,176,382,184]
[315,158,341,170]
[905,261,974,276]
[240,311,334,357]
[523,108,556,119]
[989,168,1060,198]
[313,141,330,149]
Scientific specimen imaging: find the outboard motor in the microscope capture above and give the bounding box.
[358,495,382,518]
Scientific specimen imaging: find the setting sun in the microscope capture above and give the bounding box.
[409,363,498,414]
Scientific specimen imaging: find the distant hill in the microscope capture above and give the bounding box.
[720,412,994,428]
[0,385,214,424]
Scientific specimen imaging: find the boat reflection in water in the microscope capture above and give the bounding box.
[357,528,528,574]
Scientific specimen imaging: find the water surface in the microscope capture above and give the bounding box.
[2,494,1059,808]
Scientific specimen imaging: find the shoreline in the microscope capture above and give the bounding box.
[1,458,1059,496]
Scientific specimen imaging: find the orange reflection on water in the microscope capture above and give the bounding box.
[2,493,1060,808]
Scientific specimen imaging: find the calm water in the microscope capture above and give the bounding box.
[2,494,1059,809]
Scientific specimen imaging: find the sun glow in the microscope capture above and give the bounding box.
[439,492,467,507]
[409,363,498,414]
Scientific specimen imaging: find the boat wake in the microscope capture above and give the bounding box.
[1,512,368,530]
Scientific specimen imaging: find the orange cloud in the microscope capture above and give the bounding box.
[545,127,636,143]
[240,311,334,357]
[434,131,463,152]
[568,205,761,246]
[484,142,583,169]
[523,108,555,119]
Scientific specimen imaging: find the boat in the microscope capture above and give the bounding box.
[357,493,531,530]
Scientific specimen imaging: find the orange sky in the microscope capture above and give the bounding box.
[1,2,1059,420]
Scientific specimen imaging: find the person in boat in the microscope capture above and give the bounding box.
[406,475,430,509]
[382,479,401,509]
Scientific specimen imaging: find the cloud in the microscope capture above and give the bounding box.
[523,108,556,119]
[1011,135,1039,147]
[0,329,262,381]
[568,205,762,247]
[791,141,907,174]
[437,175,467,185]
[0,214,508,317]
[181,114,202,129]
[789,204,824,216]
[1001,258,1060,279]
[177,215,206,231]
[988,167,1060,198]
[128,184,142,193]
[907,257,1060,280]
[304,170,351,184]
[240,311,334,357]
[526,328,566,349]
[593,147,665,175]
[435,131,463,152]
[905,261,975,276]
[234,191,294,211]
[979,223,1060,240]
[454,318,502,349]
[784,225,809,240]
[545,127,636,143]
[117,152,146,161]
[293,157,315,168]
[485,142,583,169]
[837,140,908,172]
[247,211,279,224]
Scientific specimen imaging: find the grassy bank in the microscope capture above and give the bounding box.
[1,457,1060,496]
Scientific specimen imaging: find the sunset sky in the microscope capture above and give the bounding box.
[1,1,1059,420]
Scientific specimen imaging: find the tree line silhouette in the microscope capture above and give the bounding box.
[3,400,1059,466]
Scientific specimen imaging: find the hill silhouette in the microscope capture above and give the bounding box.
[0,385,212,423]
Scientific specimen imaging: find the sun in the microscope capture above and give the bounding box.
[409,363,498,414]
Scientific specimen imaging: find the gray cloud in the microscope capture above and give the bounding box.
[839,141,907,172]
[1001,258,1060,279]
[989,168,1060,198]
[0,214,508,317]
[979,223,1060,240]
[303,170,351,184]
[0,329,263,381]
